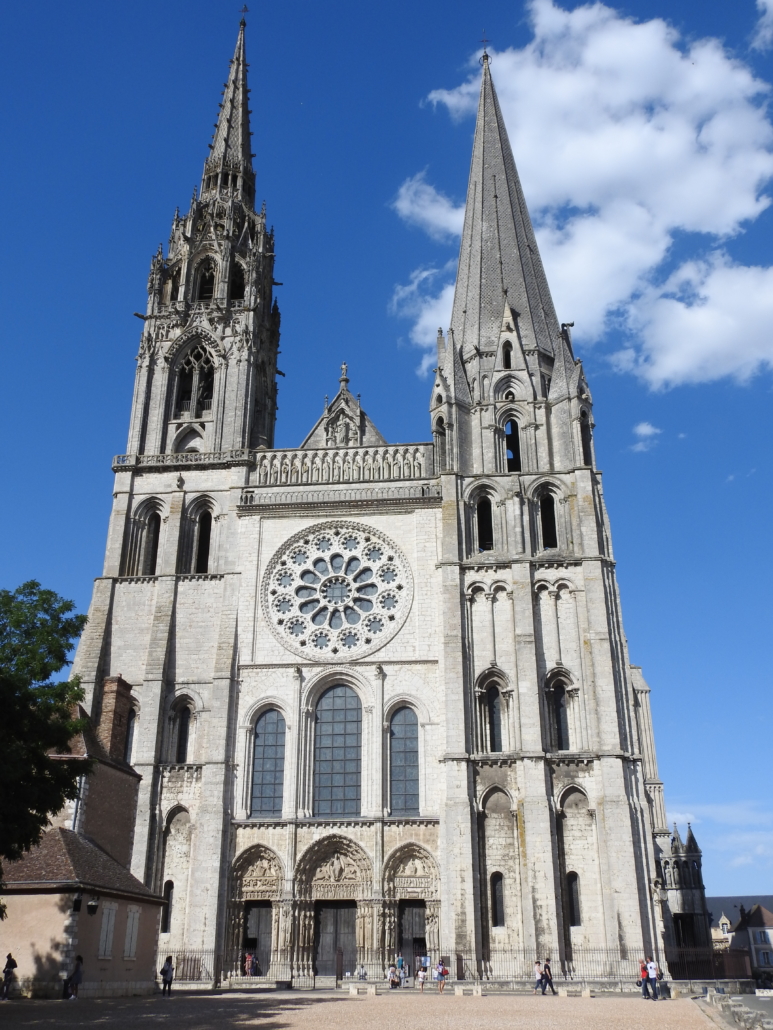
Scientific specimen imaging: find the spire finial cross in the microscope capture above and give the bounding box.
[481,30,491,54]
[240,5,248,24]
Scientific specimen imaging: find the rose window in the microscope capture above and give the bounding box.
[262,521,413,661]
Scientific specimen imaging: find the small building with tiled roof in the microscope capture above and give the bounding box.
[0,677,164,998]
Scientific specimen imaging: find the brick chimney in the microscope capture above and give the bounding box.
[96,676,133,761]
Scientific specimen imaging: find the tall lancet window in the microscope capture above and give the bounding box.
[174,344,214,418]
[552,685,570,751]
[194,511,212,573]
[505,420,521,473]
[580,409,593,466]
[435,418,447,472]
[251,709,286,817]
[389,706,419,815]
[313,685,362,817]
[197,263,215,301]
[142,512,161,576]
[230,262,245,301]
[502,342,513,369]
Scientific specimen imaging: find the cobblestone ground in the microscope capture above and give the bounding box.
[0,990,714,1030]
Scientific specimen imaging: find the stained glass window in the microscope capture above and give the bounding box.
[313,686,361,817]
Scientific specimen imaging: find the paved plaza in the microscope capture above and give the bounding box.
[0,991,719,1030]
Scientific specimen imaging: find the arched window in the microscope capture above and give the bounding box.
[174,343,214,418]
[487,685,503,752]
[692,860,701,887]
[682,861,692,887]
[251,709,286,817]
[194,511,212,573]
[161,880,174,934]
[124,708,136,763]
[389,707,419,815]
[175,706,191,763]
[539,493,558,549]
[505,420,521,473]
[197,264,215,301]
[435,418,447,472]
[552,685,570,751]
[167,269,180,304]
[491,872,505,926]
[142,511,161,576]
[502,342,512,369]
[580,410,593,466]
[230,262,245,301]
[313,685,362,817]
[477,497,494,551]
[566,872,581,926]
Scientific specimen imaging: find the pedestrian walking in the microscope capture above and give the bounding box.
[533,960,542,994]
[541,957,556,995]
[159,956,174,996]
[67,956,83,999]
[417,966,426,993]
[1,955,17,1001]
[436,960,447,993]
[645,956,659,1000]
[639,958,650,999]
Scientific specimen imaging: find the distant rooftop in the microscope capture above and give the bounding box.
[705,895,773,927]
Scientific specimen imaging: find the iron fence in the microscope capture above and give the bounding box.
[162,949,216,983]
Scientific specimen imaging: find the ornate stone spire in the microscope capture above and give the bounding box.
[202,18,254,199]
[450,53,560,358]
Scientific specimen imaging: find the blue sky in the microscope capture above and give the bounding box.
[1,0,772,894]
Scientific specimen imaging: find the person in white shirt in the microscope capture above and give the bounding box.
[645,957,659,1000]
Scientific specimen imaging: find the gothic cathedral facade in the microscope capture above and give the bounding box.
[72,22,709,980]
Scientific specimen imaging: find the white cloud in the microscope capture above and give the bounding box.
[668,802,773,890]
[752,0,773,50]
[389,264,456,374]
[392,172,464,241]
[631,421,662,451]
[392,0,773,388]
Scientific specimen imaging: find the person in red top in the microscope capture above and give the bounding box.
[639,958,651,998]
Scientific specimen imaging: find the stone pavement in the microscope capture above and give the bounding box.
[0,989,715,1030]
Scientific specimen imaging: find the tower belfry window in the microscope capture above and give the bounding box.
[487,685,503,752]
[505,420,521,473]
[231,263,245,301]
[580,410,593,466]
[477,497,494,551]
[194,511,212,574]
[174,344,214,418]
[502,342,512,369]
[142,511,161,576]
[540,494,558,549]
[197,266,215,301]
[435,418,447,472]
[552,685,570,751]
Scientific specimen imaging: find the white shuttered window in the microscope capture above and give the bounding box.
[98,902,118,958]
[124,905,141,959]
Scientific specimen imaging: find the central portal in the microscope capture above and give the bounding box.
[314,901,357,977]
[244,901,272,976]
[399,899,426,974]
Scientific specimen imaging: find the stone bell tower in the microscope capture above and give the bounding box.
[126,17,280,460]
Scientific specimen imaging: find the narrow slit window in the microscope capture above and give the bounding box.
[436,418,447,472]
[580,410,593,466]
[195,511,212,573]
[491,872,505,926]
[553,685,570,751]
[161,880,174,933]
[540,494,558,549]
[143,511,161,575]
[477,497,494,551]
[505,420,521,473]
[567,872,581,926]
[487,686,503,752]
[502,343,512,369]
[176,707,191,763]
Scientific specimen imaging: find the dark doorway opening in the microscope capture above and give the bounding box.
[243,901,272,976]
[673,913,697,948]
[314,901,357,977]
[398,899,426,977]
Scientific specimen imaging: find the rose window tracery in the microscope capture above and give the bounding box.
[262,522,413,661]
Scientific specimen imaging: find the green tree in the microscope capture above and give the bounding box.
[0,581,89,917]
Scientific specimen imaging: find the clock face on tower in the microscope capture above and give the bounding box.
[262,521,413,662]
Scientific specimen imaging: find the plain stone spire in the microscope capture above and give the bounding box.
[450,53,561,358]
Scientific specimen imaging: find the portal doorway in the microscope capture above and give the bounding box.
[314,901,357,977]
[399,899,426,975]
[243,901,272,976]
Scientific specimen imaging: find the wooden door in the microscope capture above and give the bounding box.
[314,901,357,976]
[399,900,426,974]
[244,901,273,975]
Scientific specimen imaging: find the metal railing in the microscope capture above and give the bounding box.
[162,949,216,983]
